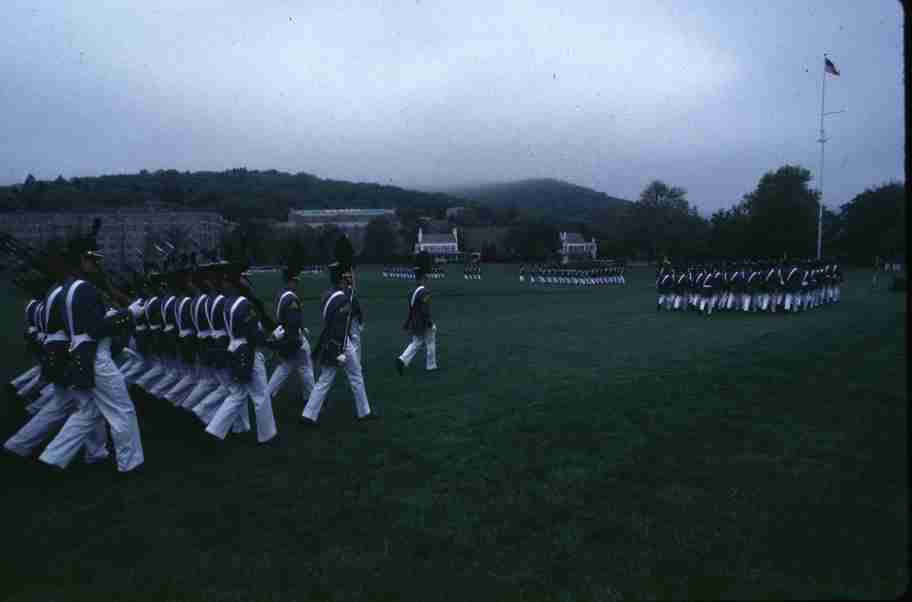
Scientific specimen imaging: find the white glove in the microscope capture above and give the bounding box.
[272,325,285,340]
[303,327,310,337]
[336,353,347,364]
[128,300,144,319]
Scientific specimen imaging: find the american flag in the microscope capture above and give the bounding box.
[825,57,840,76]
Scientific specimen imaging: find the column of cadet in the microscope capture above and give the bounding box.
[519,263,626,286]
[3,230,430,476]
[655,259,844,316]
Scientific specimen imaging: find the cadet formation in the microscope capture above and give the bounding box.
[3,228,391,475]
[382,264,445,280]
[520,263,626,286]
[655,259,843,315]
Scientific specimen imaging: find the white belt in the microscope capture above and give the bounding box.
[149,325,161,331]
[163,325,175,332]
[227,338,247,352]
[179,329,193,337]
[197,330,211,339]
[135,325,148,331]
[70,334,96,351]
[44,331,69,343]
[27,326,37,334]
[211,330,226,339]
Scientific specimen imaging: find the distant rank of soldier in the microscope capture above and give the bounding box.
[523,262,625,286]
[656,259,843,316]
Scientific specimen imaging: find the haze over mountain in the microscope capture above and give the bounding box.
[444,178,630,208]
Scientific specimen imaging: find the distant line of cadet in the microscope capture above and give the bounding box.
[519,263,626,286]
[655,259,844,315]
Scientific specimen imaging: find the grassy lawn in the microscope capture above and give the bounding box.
[0,265,906,600]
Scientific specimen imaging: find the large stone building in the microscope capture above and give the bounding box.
[0,203,232,272]
[287,208,397,254]
[559,231,598,263]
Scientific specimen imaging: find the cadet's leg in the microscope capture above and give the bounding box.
[425,326,437,370]
[205,383,247,440]
[4,385,75,457]
[38,391,100,469]
[399,336,425,367]
[266,359,292,398]
[295,342,316,400]
[247,352,277,443]
[11,366,40,389]
[302,363,338,422]
[92,343,144,472]
[342,342,372,419]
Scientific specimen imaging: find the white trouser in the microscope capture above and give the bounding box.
[302,340,371,422]
[206,352,275,443]
[5,383,109,463]
[17,371,44,398]
[741,294,751,312]
[164,359,199,404]
[193,368,233,424]
[266,340,315,401]
[11,365,40,388]
[398,326,437,370]
[150,358,181,396]
[39,339,144,472]
[181,365,219,411]
[350,320,363,365]
[134,356,165,389]
[25,384,55,415]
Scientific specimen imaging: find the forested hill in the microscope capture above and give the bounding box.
[0,169,457,222]
[444,178,632,213]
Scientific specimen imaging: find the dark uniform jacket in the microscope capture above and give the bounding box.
[272,289,304,359]
[41,283,70,385]
[403,285,433,335]
[64,278,119,389]
[312,288,353,366]
[224,295,264,383]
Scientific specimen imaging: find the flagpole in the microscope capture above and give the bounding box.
[817,54,827,260]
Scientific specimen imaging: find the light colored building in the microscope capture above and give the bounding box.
[0,203,232,272]
[287,208,398,254]
[414,227,459,257]
[559,231,597,263]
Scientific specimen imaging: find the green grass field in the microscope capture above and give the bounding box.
[0,265,907,601]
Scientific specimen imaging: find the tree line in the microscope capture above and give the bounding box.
[2,166,903,266]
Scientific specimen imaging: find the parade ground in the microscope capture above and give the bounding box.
[0,265,906,600]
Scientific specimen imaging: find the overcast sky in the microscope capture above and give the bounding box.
[0,0,904,214]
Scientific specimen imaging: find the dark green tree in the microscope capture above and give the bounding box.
[741,165,819,258]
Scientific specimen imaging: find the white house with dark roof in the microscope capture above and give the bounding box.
[414,226,459,257]
[559,231,597,263]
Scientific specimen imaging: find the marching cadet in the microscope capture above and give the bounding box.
[190,263,248,433]
[396,262,438,375]
[673,266,688,310]
[178,264,220,412]
[38,234,144,474]
[133,275,166,391]
[265,261,315,404]
[204,264,276,444]
[148,271,181,398]
[657,266,674,311]
[162,264,200,406]
[301,259,376,425]
[5,255,110,464]
[8,283,45,399]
